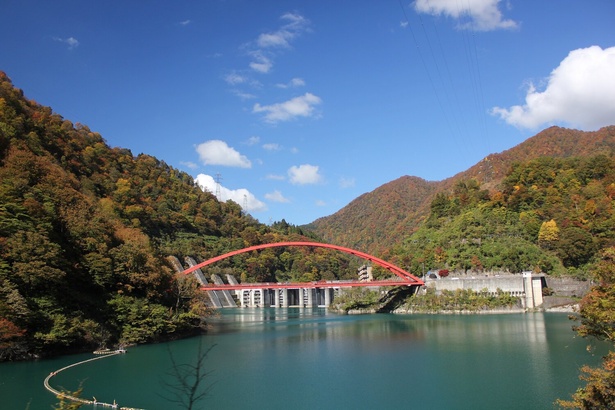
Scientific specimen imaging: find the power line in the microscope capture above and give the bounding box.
[397,1,492,159]
[397,0,454,134]
[417,7,468,149]
[465,3,491,153]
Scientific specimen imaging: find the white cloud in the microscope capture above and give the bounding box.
[263,143,281,151]
[491,46,615,131]
[253,93,322,123]
[246,136,260,145]
[256,12,310,49]
[226,13,311,100]
[179,19,191,26]
[180,161,198,170]
[225,12,310,97]
[257,32,292,49]
[413,0,517,31]
[280,12,309,29]
[339,177,356,189]
[54,36,79,49]
[276,77,306,88]
[315,200,327,206]
[224,72,248,85]
[231,89,256,100]
[196,140,252,168]
[194,174,217,195]
[288,164,322,185]
[247,12,310,73]
[195,174,267,212]
[249,51,273,73]
[266,173,286,181]
[265,190,290,203]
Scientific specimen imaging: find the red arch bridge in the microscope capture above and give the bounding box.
[179,241,424,308]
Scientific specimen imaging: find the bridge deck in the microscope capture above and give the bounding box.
[201,279,419,291]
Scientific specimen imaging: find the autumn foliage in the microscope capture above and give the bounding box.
[311,126,615,266]
[0,72,352,360]
[0,318,26,360]
[558,247,615,408]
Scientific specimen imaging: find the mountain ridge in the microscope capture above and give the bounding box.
[307,126,615,256]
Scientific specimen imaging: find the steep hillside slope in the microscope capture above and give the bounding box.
[0,72,343,360]
[449,126,615,191]
[390,153,615,276]
[308,126,615,256]
[308,176,437,254]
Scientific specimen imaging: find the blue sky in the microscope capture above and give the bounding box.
[2,1,614,226]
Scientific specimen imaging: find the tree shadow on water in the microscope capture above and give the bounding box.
[159,340,217,410]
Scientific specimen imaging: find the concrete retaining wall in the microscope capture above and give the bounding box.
[430,276,527,296]
[544,277,593,297]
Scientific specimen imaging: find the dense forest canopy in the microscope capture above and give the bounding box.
[310,126,615,258]
[0,72,358,360]
[387,155,615,277]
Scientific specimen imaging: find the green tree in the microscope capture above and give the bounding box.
[556,227,596,268]
[558,247,615,408]
[430,192,450,219]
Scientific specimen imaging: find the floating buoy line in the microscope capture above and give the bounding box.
[43,348,144,410]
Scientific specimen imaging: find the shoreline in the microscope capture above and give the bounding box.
[339,303,580,315]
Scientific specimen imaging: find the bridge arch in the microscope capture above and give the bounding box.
[182,241,423,285]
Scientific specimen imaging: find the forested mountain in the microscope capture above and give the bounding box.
[0,72,354,361]
[389,154,615,277]
[308,126,615,262]
[313,176,438,255]
[2,67,614,362]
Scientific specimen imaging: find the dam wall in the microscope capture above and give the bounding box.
[425,273,544,308]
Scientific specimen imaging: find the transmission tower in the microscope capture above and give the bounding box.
[214,173,222,201]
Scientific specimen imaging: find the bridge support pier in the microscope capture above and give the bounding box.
[236,287,338,307]
[280,288,289,307]
[324,288,332,307]
[238,289,274,307]
[304,288,315,307]
[264,289,274,307]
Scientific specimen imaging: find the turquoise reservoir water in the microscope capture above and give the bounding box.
[1,309,610,410]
